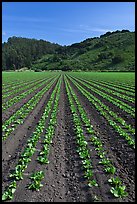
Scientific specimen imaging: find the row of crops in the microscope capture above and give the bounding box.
[2,71,135,202]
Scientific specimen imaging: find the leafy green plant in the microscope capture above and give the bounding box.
[88,179,98,187]
[108,177,122,186]
[28,171,44,191]
[110,185,128,198]
[10,165,24,180]
[82,159,92,169]
[97,151,106,158]
[2,181,17,201]
[104,165,116,174]
[99,158,111,166]
[84,169,93,180]
[37,156,49,164]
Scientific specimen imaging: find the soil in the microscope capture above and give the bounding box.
[2,74,135,202]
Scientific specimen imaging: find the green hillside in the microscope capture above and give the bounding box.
[2,36,61,70]
[2,30,135,71]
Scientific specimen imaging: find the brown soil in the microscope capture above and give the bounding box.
[2,74,135,202]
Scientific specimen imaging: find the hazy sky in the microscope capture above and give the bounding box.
[2,2,135,45]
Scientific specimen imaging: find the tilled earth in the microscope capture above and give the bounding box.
[2,75,135,202]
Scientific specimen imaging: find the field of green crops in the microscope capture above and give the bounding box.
[2,71,135,202]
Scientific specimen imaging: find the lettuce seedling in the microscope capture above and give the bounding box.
[108,177,122,186]
[110,185,128,198]
[99,158,111,166]
[97,151,106,159]
[2,181,16,201]
[82,159,92,169]
[28,171,44,191]
[88,179,98,187]
[104,166,116,174]
[84,169,93,180]
[37,156,49,164]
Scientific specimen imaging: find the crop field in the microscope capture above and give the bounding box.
[2,71,135,202]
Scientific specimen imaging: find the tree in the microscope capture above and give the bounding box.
[112,54,124,64]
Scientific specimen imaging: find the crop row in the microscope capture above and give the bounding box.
[2,80,26,93]
[65,76,128,199]
[2,77,61,201]
[70,76,135,117]
[74,76,135,103]
[2,80,26,90]
[65,77,99,189]
[88,79,135,97]
[2,78,45,99]
[2,76,55,111]
[67,75,135,135]
[69,73,135,93]
[2,77,58,141]
[88,79,135,93]
[33,77,61,187]
[67,75,135,149]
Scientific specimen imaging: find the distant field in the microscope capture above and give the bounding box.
[2,71,135,202]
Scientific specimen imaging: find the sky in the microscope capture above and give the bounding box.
[2,2,135,46]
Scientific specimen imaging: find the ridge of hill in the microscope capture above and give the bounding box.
[2,30,135,71]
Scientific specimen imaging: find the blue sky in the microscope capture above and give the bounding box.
[2,2,135,45]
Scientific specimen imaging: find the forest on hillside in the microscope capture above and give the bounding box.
[2,30,135,72]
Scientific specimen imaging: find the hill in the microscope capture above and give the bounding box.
[2,30,135,71]
[2,36,61,70]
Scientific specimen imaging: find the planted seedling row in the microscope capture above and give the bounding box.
[67,75,135,135]
[65,77,99,193]
[68,75,135,131]
[2,76,56,111]
[2,80,27,91]
[27,78,62,191]
[2,77,58,140]
[67,75,135,149]
[74,76,135,104]
[2,78,61,201]
[2,78,47,100]
[93,79,135,93]
[65,76,128,199]
[87,79,135,97]
[71,76,135,117]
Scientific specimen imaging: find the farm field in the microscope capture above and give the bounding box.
[2,71,135,202]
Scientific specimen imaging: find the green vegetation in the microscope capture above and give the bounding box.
[67,74,135,149]
[2,36,61,71]
[2,77,61,201]
[28,171,44,191]
[65,75,129,198]
[2,181,17,201]
[2,71,134,201]
[2,30,135,72]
